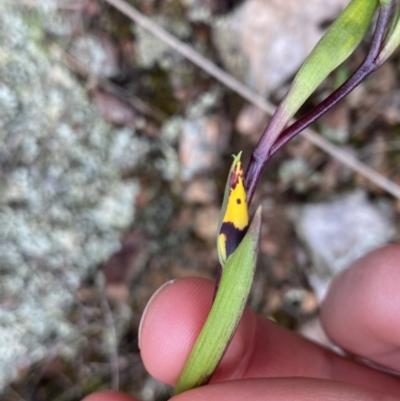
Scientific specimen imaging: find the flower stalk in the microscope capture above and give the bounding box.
[173,0,400,396]
[244,0,396,205]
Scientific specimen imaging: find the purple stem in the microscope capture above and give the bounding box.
[270,4,391,157]
[244,2,392,205]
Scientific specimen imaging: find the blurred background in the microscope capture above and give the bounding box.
[1,0,400,400]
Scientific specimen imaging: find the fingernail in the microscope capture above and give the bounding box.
[138,279,176,349]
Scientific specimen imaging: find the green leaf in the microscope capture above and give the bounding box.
[283,0,378,116]
[173,206,262,396]
[377,5,400,64]
[257,0,379,152]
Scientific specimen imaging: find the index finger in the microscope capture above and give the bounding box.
[139,277,400,397]
[321,244,400,372]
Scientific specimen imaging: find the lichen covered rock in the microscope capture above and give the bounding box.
[0,2,139,389]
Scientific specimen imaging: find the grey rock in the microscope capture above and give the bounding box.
[291,191,396,298]
[181,0,213,23]
[213,0,349,95]
[0,2,140,390]
[133,14,192,69]
[69,33,120,78]
[178,89,230,180]
[279,157,322,193]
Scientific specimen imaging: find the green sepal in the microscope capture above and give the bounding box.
[173,205,262,396]
[283,0,378,117]
[257,0,379,151]
[377,5,400,64]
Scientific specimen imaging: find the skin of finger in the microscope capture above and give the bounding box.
[82,378,400,401]
[171,378,400,401]
[139,277,400,396]
[321,244,400,371]
[139,277,256,384]
[82,391,139,401]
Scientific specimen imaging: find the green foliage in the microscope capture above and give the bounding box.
[283,0,378,117]
[378,7,400,63]
[174,1,400,397]
[255,0,379,154]
[173,207,262,396]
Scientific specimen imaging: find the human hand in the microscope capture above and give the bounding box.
[83,245,400,401]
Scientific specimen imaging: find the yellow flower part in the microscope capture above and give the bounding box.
[217,154,249,265]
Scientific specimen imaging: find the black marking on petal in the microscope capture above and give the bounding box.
[220,222,247,260]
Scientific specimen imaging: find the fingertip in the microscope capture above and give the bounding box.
[321,244,400,370]
[138,279,177,349]
[139,277,257,386]
[139,277,214,385]
[170,378,392,401]
[82,390,139,401]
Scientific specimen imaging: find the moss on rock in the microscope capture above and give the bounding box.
[0,1,140,389]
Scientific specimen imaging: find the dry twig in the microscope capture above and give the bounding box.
[101,296,120,391]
